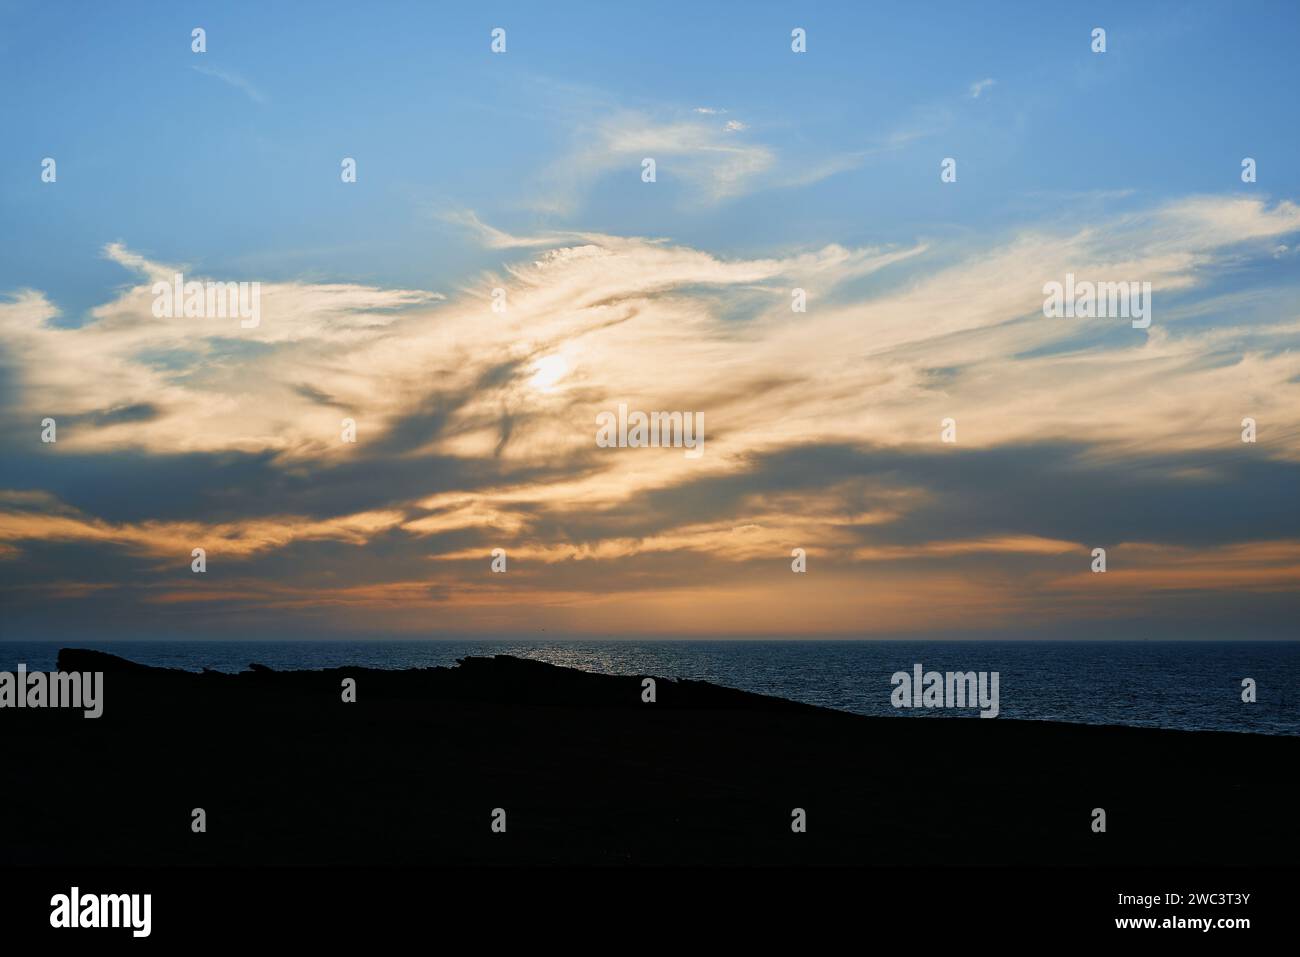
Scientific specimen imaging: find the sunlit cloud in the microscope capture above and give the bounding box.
[3,195,1299,635]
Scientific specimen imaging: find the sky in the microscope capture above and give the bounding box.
[1,0,1299,640]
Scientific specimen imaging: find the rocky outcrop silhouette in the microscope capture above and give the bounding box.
[3,649,1295,866]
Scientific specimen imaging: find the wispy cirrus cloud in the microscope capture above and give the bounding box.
[439,210,606,250]
[534,110,776,211]
[2,196,1299,636]
[191,63,268,104]
[531,105,936,211]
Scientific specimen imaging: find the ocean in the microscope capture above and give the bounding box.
[1,639,1295,736]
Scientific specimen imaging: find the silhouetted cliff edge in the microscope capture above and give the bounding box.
[3,649,1294,866]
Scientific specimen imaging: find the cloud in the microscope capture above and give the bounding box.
[3,196,1299,635]
[532,105,931,209]
[537,111,776,210]
[969,77,996,99]
[191,64,268,104]
[440,210,607,250]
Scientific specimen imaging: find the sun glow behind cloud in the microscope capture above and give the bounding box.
[2,192,1299,637]
[528,354,569,393]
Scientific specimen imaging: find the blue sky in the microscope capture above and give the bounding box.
[3,1,1297,320]
[1,1,1299,640]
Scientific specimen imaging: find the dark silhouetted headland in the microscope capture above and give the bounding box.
[5,648,1295,866]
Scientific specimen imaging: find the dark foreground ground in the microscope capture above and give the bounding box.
[4,648,1296,867]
